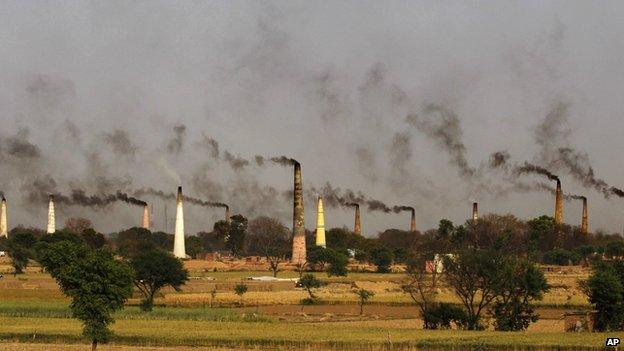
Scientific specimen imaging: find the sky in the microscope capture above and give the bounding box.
[1,1,623,236]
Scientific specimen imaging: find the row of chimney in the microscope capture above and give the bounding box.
[0,177,589,261]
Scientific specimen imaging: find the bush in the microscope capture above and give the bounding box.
[370,246,394,273]
[542,249,580,265]
[423,303,467,330]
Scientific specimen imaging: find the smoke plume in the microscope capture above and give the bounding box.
[3,128,41,159]
[166,124,186,154]
[103,129,138,157]
[405,104,475,179]
[514,162,559,181]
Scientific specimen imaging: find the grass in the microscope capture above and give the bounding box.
[0,316,608,350]
[0,301,272,322]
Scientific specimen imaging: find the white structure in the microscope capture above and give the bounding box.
[0,196,7,237]
[173,186,186,258]
[46,195,56,234]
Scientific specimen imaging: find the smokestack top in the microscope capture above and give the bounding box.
[49,194,55,201]
[556,178,561,186]
[177,186,182,194]
[1,195,5,202]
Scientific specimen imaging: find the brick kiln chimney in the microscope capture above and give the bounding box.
[315,196,326,247]
[142,204,150,230]
[173,186,186,258]
[354,204,362,236]
[554,179,564,225]
[472,202,478,225]
[225,205,231,224]
[410,208,416,232]
[0,195,7,237]
[47,195,56,234]
[291,162,306,264]
[581,197,588,235]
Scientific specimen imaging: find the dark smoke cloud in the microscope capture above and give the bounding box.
[133,187,227,208]
[3,128,41,158]
[393,205,414,213]
[254,155,299,167]
[534,102,570,167]
[223,151,250,170]
[489,151,511,169]
[309,182,394,213]
[514,162,559,181]
[199,134,220,159]
[355,147,377,183]
[166,124,186,154]
[70,189,147,208]
[405,104,475,179]
[388,132,412,190]
[103,129,138,157]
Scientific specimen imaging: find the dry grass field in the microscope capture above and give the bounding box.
[0,258,604,350]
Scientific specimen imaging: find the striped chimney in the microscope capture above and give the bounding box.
[315,196,326,247]
[291,162,306,264]
[354,204,362,236]
[581,197,588,235]
[0,195,7,237]
[141,204,150,230]
[47,195,56,234]
[410,208,416,232]
[225,205,231,224]
[173,186,186,258]
[554,179,564,225]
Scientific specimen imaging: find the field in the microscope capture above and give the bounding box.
[0,258,606,350]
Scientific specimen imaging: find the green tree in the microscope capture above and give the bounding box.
[356,288,375,315]
[37,241,133,350]
[6,232,36,275]
[605,240,624,259]
[370,246,394,273]
[234,283,248,305]
[115,227,154,259]
[185,235,204,258]
[246,217,291,277]
[542,249,580,265]
[492,259,549,331]
[582,261,624,331]
[443,248,505,330]
[326,249,349,277]
[131,250,189,311]
[226,215,247,257]
[299,273,322,300]
[81,228,107,249]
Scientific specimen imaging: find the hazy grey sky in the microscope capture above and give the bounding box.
[1,1,623,236]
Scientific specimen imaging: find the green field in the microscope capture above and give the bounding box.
[0,263,605,350]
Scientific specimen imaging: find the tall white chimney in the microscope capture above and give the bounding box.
[173,186,186,258]
[0,195,7,237]
[47,195,56,234]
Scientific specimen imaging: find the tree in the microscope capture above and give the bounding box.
[37,241,133,350]
[226,215,247,257]
[6,232,36,275]
[355,288,374,315]
[246,217,291,277]
[542,248,581,265]
[234,283,248,305]
[131,249,189,311]
[115,227,154,259]
[370,246,394,273]
[81,228,107,249]
[605,240,624,259]
[443,248,505,330]
[581,261,624,331]
[326,249,349,277]
[64,217,93,234]
[491,259,549,331]
[299,273,322,301]
[185,235,204,258]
